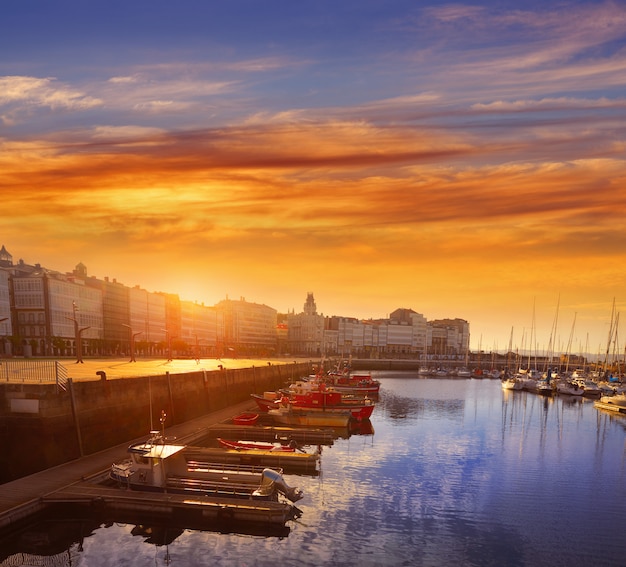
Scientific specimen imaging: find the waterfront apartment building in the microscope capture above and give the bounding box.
[10,267,104,357]
[286,295,468,358]
[179,299,220,358]
[215,297,277,357]
[429,318,470,356]
[0,247,217,358]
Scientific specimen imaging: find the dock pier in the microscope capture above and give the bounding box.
[0,399,257,530]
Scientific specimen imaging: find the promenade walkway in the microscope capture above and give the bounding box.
[0,398,257,528]
[0,356,311,383]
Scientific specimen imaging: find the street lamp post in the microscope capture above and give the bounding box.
[194,334,200,364]
[66,302,90,364]
[161,329,172,362]
[122,324,142,363]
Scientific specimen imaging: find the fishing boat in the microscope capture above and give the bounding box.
[288,381,375,421]
[323,359,381,393]
[110,430,304,505]
[217,438,298,452]
[253,383,375,421]
[324,371,381,394]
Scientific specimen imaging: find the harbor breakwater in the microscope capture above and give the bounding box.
[0,361,310,484]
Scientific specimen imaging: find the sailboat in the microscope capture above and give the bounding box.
[555,313,584,396]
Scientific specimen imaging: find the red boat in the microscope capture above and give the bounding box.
[232,412,259,425]
[251,393,281,413]
[289,382,375,421]
[252,385,375,421]
[324,372,381,394]
[217,438,297,452]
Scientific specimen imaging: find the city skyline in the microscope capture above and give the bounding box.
[1,1,625,354]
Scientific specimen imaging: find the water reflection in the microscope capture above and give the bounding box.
[0,506,293,566]
[2,375,625,566]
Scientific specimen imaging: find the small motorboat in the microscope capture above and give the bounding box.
[233,412,259,426]
[110,430,304,504]
[217,437,298,452]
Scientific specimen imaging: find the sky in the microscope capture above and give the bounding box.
[1,0,625,356]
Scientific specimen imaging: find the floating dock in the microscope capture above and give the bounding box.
[43,482,299,525]
[183,446,320,474]
[205,423,335,445]
[594,400,626,414]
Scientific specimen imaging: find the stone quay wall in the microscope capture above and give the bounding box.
[0,362,310,483]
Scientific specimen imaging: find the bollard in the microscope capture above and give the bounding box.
[96,370,107,381]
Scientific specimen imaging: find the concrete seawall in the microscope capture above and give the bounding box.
[0,361,310,483]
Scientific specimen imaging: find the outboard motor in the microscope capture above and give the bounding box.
[252,468,304,503]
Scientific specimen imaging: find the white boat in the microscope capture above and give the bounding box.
[518,369,541,391]
[594,393,626,414]
[536,379,555,396]
[573,378,602,397]
[555,380,584,396]
[501,375,523,390]
[110,430,304,508]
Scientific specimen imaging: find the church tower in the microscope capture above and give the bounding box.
[0,245,13,267]
[303,292,317,315]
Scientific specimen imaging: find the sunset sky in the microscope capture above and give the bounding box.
[2,1,625,356]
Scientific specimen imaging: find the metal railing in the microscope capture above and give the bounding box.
[0,359,68,390]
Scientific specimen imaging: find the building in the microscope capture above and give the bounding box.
[429,318,470,356]
[286,293,325,356]
[0,263,13,355]
[0,244,471,361]
[215,297,277,356]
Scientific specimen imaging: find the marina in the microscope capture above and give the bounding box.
[1,371,625,566]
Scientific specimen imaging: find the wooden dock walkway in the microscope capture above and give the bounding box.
[0,400,256,528]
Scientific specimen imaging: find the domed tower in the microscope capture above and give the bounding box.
[304,292,317,315]
[74,262,88,278]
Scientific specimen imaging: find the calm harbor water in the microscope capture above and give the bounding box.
[2,372,625,566]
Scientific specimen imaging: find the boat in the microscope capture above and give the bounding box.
[555,379,584,396]
[253,382,375,421]
[501,374,523,390]
[288,381,375,421]
[251,392,282,412]
[572,378,602,397]
[267,405,352,428]
[471,367,486,378]
[594,393,626,414]
[232,412,259,426]
[110,430,304,506]
[518,368,541,392]
[536,379,555,396]
[184,444,321,473]
[217,437,298,452]
[323,362,381,393]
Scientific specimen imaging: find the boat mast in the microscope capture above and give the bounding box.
[603,298,616,375]
[564,313,577,375]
